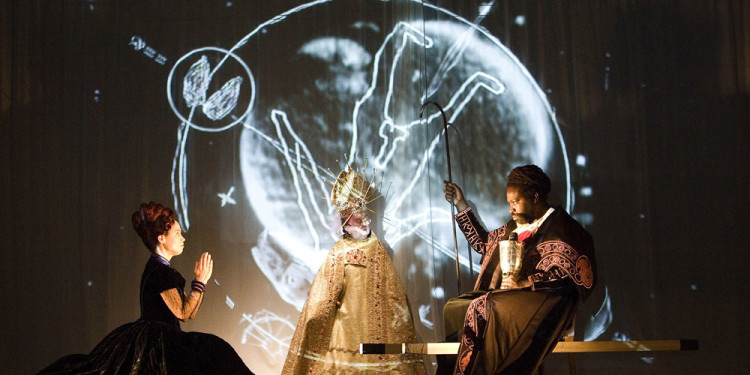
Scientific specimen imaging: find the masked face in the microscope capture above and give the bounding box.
[344,211,371,240]
[506,186,535,225]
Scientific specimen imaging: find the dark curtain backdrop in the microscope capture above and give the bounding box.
[2,1,748,374]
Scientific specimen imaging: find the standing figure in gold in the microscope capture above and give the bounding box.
[282,167,427,375]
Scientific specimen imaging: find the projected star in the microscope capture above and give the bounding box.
[217,186,237,207]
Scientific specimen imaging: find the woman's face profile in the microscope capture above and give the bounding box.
[160,221,186,257]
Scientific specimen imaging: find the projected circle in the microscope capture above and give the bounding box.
[166,2,572,373]
[235,0,570,311]
[167,47,256,132]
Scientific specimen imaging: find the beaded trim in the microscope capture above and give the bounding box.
[191,280,206,293]
[535,240,594,289]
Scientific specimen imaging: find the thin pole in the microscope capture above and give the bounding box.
[420,101,462,293]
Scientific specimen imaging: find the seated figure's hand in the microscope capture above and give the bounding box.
[500,275,530,290]
[443,181,469,211]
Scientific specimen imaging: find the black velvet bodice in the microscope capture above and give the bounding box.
[139,257,185,329]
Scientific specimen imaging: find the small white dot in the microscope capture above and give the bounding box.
[432,287,445,299]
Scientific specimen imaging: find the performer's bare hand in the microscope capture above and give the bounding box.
[194,252,214,284]
[443,181,469,211]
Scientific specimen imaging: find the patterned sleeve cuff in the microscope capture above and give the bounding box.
[454,206,472,218]
[191,280,206,293]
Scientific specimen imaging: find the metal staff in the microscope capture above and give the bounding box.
[420,101,467,293]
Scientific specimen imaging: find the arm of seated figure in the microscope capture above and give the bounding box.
[444,181,499,257]
[161,252,213,321]
[443,181,469,211]
[527,267,579,292]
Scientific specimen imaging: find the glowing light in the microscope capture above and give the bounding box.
[240,309,296,358]
[478,3,493,17]
[584,286,612,341]
[183,56,210,107]
[419,305,434,329]
[217,186,237,207]
[432,287,445,299]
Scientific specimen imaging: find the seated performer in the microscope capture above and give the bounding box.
[439,165,596,375]
[37,202,254,375]
[281,166,427,374]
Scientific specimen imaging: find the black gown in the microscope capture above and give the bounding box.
[37,256,254,375]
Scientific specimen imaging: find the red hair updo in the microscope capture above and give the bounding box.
[131,202,177,252]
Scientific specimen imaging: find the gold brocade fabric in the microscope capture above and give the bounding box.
[281,233,427,375]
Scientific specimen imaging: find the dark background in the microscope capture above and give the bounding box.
[2,1,748,374]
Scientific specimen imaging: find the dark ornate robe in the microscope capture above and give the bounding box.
[442,206,595,375]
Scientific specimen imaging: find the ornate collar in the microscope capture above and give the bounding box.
[151,253,171,267]
[514,207,555,242]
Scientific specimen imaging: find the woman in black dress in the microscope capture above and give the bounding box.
[38,202,254,374]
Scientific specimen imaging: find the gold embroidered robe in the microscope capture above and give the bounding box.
[281,233,426,375]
